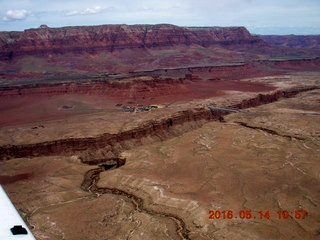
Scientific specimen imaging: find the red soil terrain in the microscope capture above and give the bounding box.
[1,24,320,240]
[0,77,275,126]
[0,24,319,128]
[1,57,320,127]
[0,173,33,184]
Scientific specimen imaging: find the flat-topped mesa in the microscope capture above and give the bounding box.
[260,35,320,49]
[0,24,263,59]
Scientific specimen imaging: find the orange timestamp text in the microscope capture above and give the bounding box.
[209,209,309,220]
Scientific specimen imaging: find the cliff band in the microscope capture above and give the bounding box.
[0,24,263,59]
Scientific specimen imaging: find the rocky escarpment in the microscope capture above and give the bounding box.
[0,63,260,98]
[1,58,319,99]
[260,35,320,49]
[0,24,263,59]
[0,77,186,98]
[0,86,318,161]
[256,57,320,70]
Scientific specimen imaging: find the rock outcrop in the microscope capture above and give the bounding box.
[0,86,318,161]
[260,35,320,49]
[0,24,263,60]
[0,63,261,98]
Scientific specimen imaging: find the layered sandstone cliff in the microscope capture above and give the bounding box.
[260,35,320,49]
[0,24,263,59]
[0,86,317,161]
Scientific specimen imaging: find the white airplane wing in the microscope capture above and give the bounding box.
[0,185,36,240]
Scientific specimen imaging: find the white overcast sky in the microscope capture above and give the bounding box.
[1,0,319,34]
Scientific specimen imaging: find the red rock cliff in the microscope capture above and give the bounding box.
[0,24,262,59]
[260,35,320,49]
[0,86,317,161]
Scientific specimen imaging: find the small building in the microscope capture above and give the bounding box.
[0,185,36,240]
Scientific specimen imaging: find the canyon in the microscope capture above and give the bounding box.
[0,85,318,162]
[1,24,319,81]
[0,24,319,240]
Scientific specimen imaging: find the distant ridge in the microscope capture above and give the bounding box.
[0,24,263,59]
[260,35,320,49]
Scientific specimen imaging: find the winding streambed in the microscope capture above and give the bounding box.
[81,163,191,240]
[2,85,319,239]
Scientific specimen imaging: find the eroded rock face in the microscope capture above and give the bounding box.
[0,24,263,59]
[0,86,317,161]
[260,35,320,49]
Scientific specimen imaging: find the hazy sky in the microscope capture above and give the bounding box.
[1,0,319,34]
